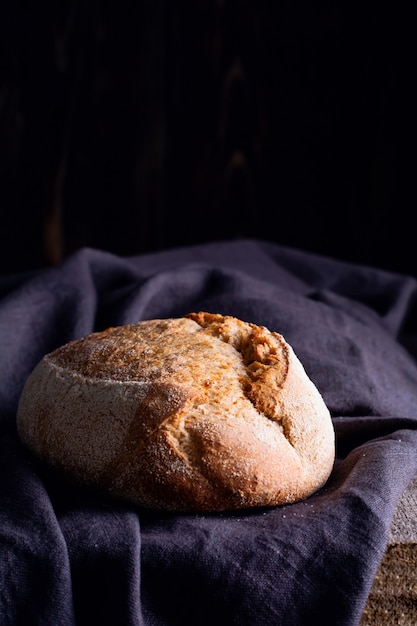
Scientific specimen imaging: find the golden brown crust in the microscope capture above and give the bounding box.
[16,312,335,512]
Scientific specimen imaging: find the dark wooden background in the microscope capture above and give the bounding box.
[0,1,414,276]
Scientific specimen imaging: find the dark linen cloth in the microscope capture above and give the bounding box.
[1,239,417,626]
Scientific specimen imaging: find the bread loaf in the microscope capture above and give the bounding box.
[16,312,335,512]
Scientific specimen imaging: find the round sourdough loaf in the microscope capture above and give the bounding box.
[17,312,335,512]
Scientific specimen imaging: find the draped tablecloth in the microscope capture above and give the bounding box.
[1,239,417,625]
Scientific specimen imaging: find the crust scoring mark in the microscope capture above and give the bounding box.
[186,312,290,426]
[99,383,199,490]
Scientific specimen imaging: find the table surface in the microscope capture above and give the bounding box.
[360,474,417,625]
